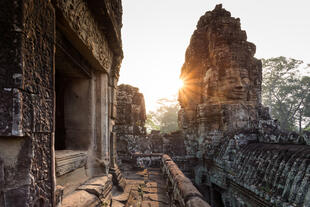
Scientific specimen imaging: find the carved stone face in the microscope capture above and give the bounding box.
[204,67,250,102]
[203,68,218,100]
[218,67,249,100]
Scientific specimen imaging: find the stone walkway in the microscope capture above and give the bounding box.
[112,166,169,207]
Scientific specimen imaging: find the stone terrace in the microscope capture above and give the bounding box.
[111,154,210,207]
[114,166,169,207]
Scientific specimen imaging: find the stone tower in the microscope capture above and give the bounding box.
[178,4,268,158]
[178,5,310,207]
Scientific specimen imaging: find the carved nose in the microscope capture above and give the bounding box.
[235,79,244,90]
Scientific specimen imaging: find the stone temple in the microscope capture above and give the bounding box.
[178,4,310,207]
[0,0,123,206]
[1,2,310,207]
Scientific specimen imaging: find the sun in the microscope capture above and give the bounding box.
[177,78,184,89]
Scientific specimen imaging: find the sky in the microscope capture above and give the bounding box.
[118,0,310,112]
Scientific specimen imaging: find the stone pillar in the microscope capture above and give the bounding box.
[0,0,56,206]
[109,77,126,190]
[109,85,117,168]
[92,72,110,176]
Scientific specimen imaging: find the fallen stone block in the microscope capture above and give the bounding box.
[61,190,99,207]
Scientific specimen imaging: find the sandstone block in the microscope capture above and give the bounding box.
[61,190,99,207]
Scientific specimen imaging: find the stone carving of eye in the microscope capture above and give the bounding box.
[227,78,237,83]
[242,78,250,85]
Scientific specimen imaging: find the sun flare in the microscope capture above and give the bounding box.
[177,78,184,89]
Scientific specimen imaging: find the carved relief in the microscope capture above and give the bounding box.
[178,4,310,207]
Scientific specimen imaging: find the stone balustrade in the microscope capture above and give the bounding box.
[128,153,210,206]
[133,153,163,168]
[161,154,211,207]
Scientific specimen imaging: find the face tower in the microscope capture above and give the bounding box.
[178,4,265,158]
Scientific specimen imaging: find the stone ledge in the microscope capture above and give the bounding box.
[79,175,113,198]
[110,165,126,190]
[55,150,87,176]
[56,166,89,196]
[61,175,113,207]
[61,190,99,207]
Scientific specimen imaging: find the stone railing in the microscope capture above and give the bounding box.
[161,154,211,207]
[132,152,163,168]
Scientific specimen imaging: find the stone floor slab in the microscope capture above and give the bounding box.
[121,166,169,207]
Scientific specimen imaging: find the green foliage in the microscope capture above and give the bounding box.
[145,97,180,133]
[262,56,310,133]
[145,112,160,131]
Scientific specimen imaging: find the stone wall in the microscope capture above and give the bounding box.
[178,4,310,207]
[114,85,188,168]
[148,130,186,157]
[53,0,123,74]
[0,1,55,206]
[114,84,147,162]
[0,0,123,206]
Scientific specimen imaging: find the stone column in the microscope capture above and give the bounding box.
[0,0,56,206]
[108,77,126,190]
[92,72,110,176]
[109,84,117,167]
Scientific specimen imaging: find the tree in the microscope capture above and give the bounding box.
[262,56,310,133]
[145,112,160,132]
[145,97,180,133]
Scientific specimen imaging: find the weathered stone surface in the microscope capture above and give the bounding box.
[230,143,310,206]
[115,84,147,162]
[142,201,169,207]
[178,4,310,207]
[61,190,99,207]
[55,185,64,207]
[56,167,89,196]
[79,175,113,198]
[178,4,266,159]
[116,84,146,126]
[0,1,55,206]
[61,175,113,207]
[147,130,187,157]
[85,175,111,185]
[114,85,188,174]
[53,0,123,74]
[112,190,130,202]
[121,164,170,207]
[186,197,210,207]
[161,154,210,206]
[55,150,87,176]
[144,193,169,204]
[112,199,125,207]
[0,0,123,206]
[110,165,126,190]
[179,3,261,108]
[0,1,55,136]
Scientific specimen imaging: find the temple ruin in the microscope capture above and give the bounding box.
[1,1,310,207]
[178,4,310,207]
[0,0,123,206]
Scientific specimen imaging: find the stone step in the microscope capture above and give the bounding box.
[112,200,125,207]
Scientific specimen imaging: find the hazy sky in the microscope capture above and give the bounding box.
[119,0,310,112]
